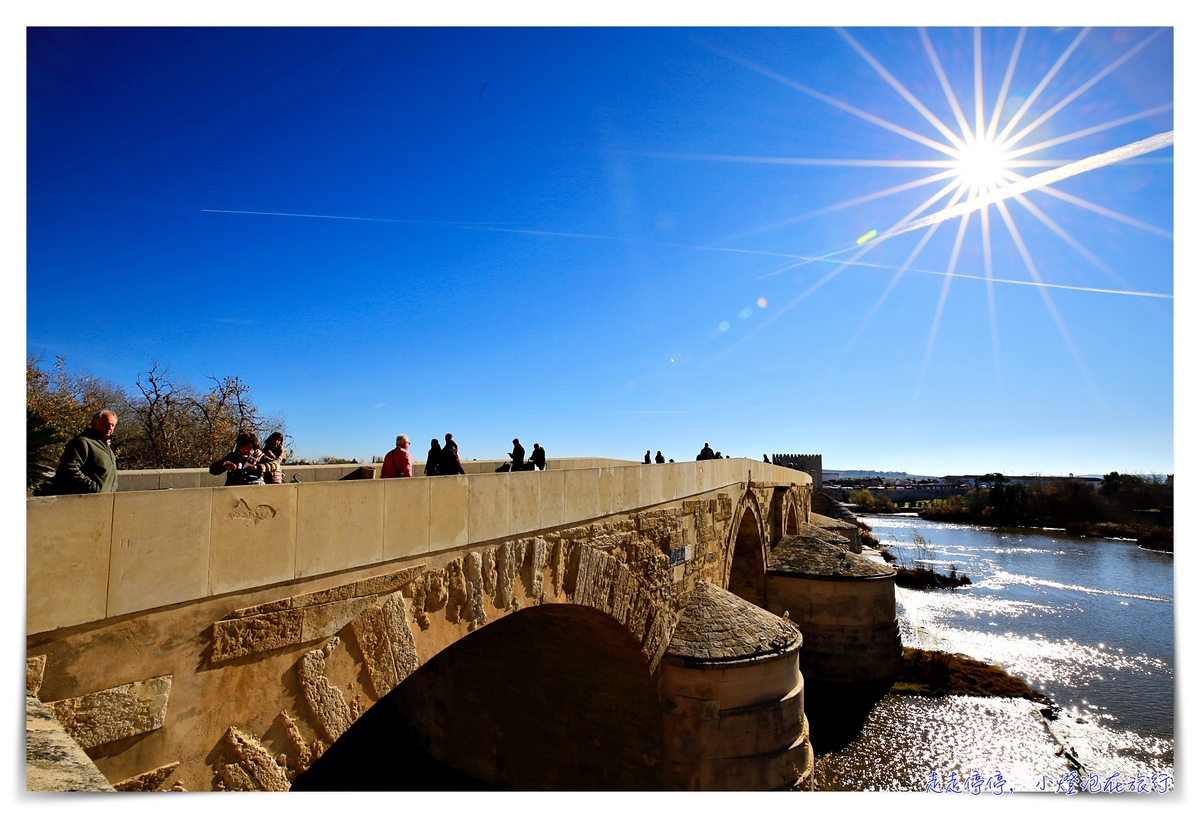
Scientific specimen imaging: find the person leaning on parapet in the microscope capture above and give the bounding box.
[696,442,715,461]
[643,450,651,464]
[258,432,287,484]
[440,433,465,475]
[509,438,526,471]
[380,434,413,478]
[528,443,546,471]
[655,451,665,464]
[424,438,442,476]
[209,431,265,486]
[37,410,119,495]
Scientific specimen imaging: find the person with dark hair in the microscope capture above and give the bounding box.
[715,452,723,459]
[697,442,715,461]
[440,433,465,475]
[258,432,287,484]
[509,438,526,471]
[209,431,264,486]
[424,439,442,476]
[655,451,665,464]
[529,443,546,471]
[763,454,770,463]
[381,434,413,478]
[644,450,651,464]
[38,410,119,495]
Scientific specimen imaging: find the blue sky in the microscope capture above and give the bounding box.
[26,26,1174,475]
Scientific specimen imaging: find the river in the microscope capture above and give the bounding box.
[812,514,1174,793]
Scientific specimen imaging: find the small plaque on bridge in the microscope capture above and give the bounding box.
[670,546,690,566]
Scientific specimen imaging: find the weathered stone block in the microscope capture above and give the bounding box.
[301,596,377,642]
[46,675,172,750]
[352,565,424,599]
[223,725,290,792]
[350,604,399,698]
[297,638,352,743]
[211,609,303,662]
[26,655,46,697]
[113,761,181,792]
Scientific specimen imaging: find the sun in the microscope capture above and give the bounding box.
[955,139,1010,189]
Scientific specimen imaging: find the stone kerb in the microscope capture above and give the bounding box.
[27,459,806,635]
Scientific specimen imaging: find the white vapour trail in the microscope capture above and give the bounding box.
[730,170,960,239]
[1004,103,1173,160]
[199,209,506,226]
[1000,171,1175,239]
[857,131,1173,247]
[202,206,1172,300]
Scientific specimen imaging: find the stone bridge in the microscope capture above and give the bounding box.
[27,457,898,791]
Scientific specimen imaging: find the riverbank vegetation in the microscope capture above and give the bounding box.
[847,489,897,513]
[891,648,1049,702]
[919,473,1172,551]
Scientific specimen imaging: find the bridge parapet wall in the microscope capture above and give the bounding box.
[28,459,810,635]
[113,458,642,492]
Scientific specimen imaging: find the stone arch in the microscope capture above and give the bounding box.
[294,603,665,790]
[784,492,801,535]
[725,489,767,608]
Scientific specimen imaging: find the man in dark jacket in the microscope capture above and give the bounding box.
[509,438,526,471]
[440,434,465,475]
[697,443,715,461]
[42,411,119,494]
[528,443,546,471]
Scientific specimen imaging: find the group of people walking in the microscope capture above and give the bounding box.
[379,433,467,478]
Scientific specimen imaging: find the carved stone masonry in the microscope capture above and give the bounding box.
[297,638,353,743]
[45,675,172,750]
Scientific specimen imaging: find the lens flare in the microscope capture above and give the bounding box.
[757,297,768,307]
[718,321,729,331]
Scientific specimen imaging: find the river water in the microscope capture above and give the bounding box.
[812,515,1174,793]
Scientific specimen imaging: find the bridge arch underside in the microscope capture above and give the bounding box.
[727,504,767,609]
[295,604,664,791]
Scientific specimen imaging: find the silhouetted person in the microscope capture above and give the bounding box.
[440,434,465,475]
[763,454,770,463]
[715,452,722,459]
[510,438,525,471]
[529,443,546,471]
[697,442,715,461]
[644,450,651,464]
[655,451,665,464]
[424,439,441,476]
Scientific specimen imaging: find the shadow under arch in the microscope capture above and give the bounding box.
[726,491,767,608]
[294,603,664,791]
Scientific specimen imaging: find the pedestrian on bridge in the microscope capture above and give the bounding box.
[424,439,442,476]
[37,410,119,495]
[529,443,546,471]
[655,451,666,464]
[697,443,715,460]
[440,434,465,475]
[381,434,413,478]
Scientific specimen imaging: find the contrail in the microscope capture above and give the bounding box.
[854,131,1173,249]
[200,209,508,226]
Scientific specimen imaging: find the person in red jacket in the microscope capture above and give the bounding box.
[381,434,413,478]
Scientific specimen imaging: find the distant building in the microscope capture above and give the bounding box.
[772,453,823,488]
